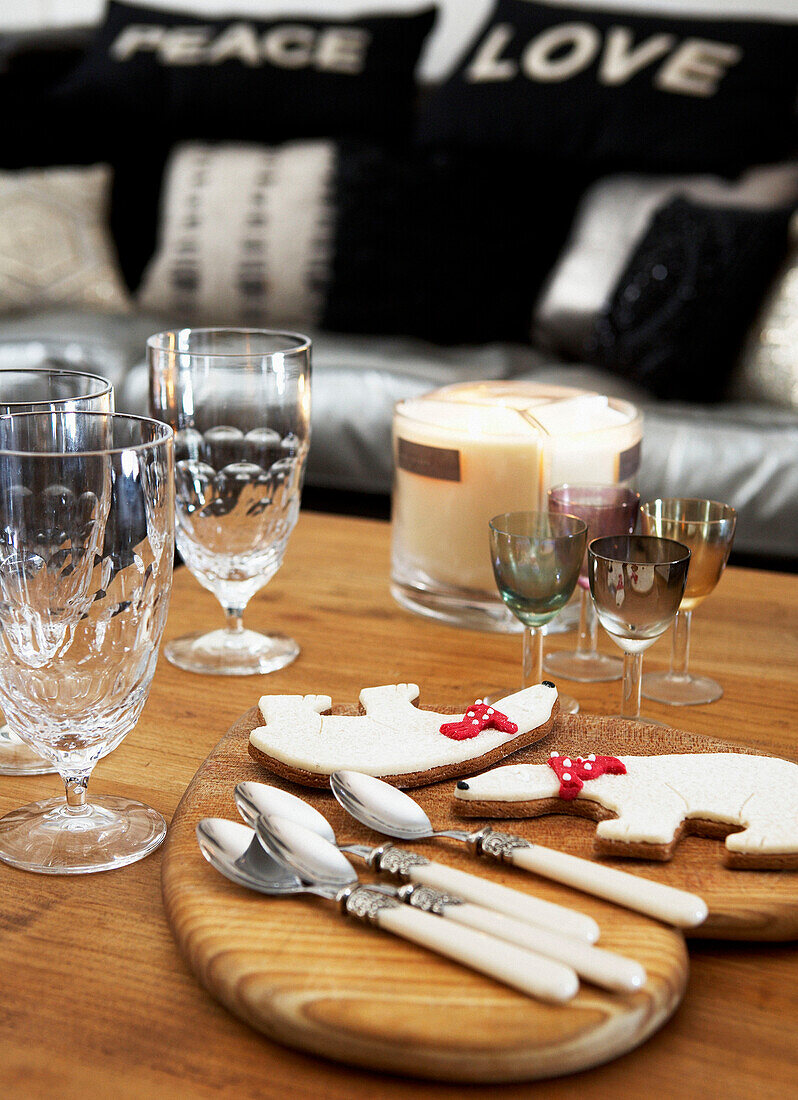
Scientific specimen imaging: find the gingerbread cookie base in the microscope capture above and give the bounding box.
[453,714,798,872]
[248,699,559,789]
[453,796,798,869]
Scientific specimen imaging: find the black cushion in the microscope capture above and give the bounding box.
[588,197,793,401]
[56,1,436,146]
[323,145,583,345]
[420,0,798,173]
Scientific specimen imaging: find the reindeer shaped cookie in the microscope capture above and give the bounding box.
[454,751,798,869]
[248,682,559,787]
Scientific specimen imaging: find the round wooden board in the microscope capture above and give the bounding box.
[162,709,689,1083]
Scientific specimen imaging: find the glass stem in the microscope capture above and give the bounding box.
[621,652,643,719]
[576,589,598,657]
[669,609,692,681]
[64,772,91,813]
[224,607,245,634]
[522,627,543,689]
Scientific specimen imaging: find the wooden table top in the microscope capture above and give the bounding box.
[1,511,797,1099]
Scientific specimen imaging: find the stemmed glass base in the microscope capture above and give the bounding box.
[0,724,57,776]
[641,610,723,706]
[556,693,580,715]
[522,627,580,715]
[165,628,299,676]
[0,795,166,874]
[643,671,723,706]
[543,590,623,683]
[544,649,623,683]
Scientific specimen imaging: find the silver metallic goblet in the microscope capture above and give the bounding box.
[588,535,690,724]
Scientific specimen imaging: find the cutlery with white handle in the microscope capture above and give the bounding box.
[235,782,645,992]
[331,770,708,930]
[235,781,599,943]
[198,815,579,1004]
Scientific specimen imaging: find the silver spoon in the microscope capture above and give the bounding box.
[199,814,578,1003]
[234,781,596,941]
[236,782,645,993]
[197,817,303,895]
[330,770,708,929]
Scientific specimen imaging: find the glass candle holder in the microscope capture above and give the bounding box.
[391,381,641,633]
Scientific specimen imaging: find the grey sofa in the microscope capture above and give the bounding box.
[2,306,796,566]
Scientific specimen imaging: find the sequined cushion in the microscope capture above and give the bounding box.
[0,165,130,316]
[589,198,792,402]
[732,212,798,409]
[532,163,798,361]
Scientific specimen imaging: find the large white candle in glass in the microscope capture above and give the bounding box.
[391,382,642,631]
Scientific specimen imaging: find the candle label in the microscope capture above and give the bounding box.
[618,440,641,482]
[397,438,461,482]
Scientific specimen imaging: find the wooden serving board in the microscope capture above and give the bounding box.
[162,709,689,1083]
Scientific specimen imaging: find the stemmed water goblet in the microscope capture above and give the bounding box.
[148,329,311,676]
[588,536,691,724]
[545,484,640,682]
[489,512,587,714]
[0,367,114,776]
[640,499,737,705]
[0,411,174,873]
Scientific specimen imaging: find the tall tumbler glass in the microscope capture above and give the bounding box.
[149,329,311,675]
[0,367,114,776]
[0,412,174,874]
[546,485,640,682]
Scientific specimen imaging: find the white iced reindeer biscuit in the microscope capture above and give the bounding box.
[454,751,798,869]
[248,682,559,788]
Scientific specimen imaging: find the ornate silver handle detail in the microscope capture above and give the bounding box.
[473,828,533,863]
[340,885,402,924]
[370,844,431,879]
[397,883,463,915]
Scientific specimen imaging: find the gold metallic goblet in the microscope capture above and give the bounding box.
[640,499,737,705]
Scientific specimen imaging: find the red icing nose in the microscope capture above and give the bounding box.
[439,701,518,741]
[547,753,626,799]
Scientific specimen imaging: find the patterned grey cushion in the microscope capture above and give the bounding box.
[138,142,335,326]
[0,165,131,315]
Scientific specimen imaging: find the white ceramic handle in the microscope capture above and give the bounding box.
[408,860,600,943]
[508,845,708,929]
[374,903,579,1004]
[442,903,646,993]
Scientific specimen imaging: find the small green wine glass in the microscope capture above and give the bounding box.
[489,512,588,714]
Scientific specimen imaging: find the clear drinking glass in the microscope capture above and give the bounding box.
[546,484,640,682]
[588,535,690,723]
[640,499,737,705]
[0,411,174,874]
[489,512,588,715]
[0,367,114,776]
[148,329,311,676]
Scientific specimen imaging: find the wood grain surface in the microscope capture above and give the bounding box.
[162,708,689,1082]
[1,512,797,1098]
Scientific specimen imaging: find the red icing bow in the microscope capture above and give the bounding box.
[547,752,626,799]
[439,700,518,741]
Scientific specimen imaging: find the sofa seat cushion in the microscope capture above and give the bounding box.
[1,315,793,563]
